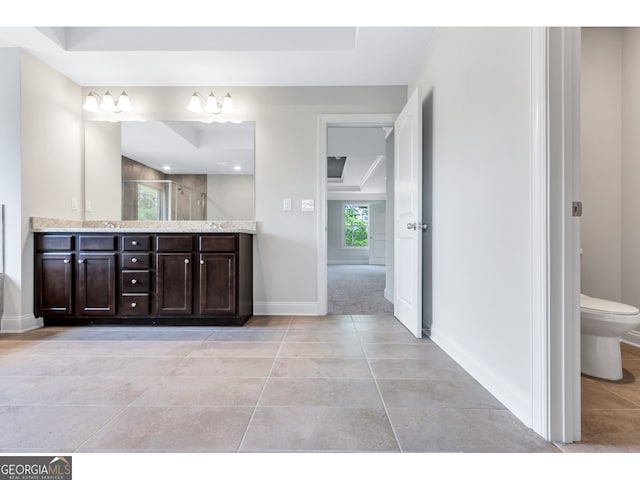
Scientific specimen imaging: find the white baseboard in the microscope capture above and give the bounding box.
[327,260,369,265]
[622,330,640,348]
[384,288,394,303]
[253,302,320,316]
[430,328,532,428]
[1,313,43,333]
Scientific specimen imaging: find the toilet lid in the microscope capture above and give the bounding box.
[580,294,640,315]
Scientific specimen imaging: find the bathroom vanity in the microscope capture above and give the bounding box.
[32,218,255,326]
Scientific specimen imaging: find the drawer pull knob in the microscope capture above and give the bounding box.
[131,258,138,263]
[131,302,137,308]
[131,241,138,246]
[184,259,190,264]
[131,279,138,285]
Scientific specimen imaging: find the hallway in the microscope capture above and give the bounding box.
[327,265,393,315]
[0,315,554,452]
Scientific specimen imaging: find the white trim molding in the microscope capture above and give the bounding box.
[253,302,319,316]
[1,313,42,333]
[529,26,550,441]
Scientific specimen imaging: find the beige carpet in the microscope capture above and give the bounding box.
[327,264,394,315]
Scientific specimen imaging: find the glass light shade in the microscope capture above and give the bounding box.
[222,93,235,114]
[117,91,131,111]
[187,93,202,112]
[82,93,100,112]
[205,93,221,114]
[101,91,116,112]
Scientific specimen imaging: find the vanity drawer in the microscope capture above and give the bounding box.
[79,235,117,251]
[122,271,150,293]
[156,235,194,252]
[36,235,74,252]
[122,236,151,251]
[122,253,150,269]
[199,235,237,253]
[120,295,150,315]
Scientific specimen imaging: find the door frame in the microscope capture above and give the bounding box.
[317,114,398,315]
[532,27,581,442]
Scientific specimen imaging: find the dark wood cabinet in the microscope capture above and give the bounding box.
[34,231,252,326]
[157,253,193,315]
[76,253,117,315]
[34,253,73,314]
[199,253,236,315]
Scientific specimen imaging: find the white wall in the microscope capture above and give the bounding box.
[580,28,623,302]
[0,50,83,331]
[0,49,23,329]
[85,121,121,220]
[409,28,534,425]
[622,28,640,312]
[82,86,406,313]
[206,174,254,220]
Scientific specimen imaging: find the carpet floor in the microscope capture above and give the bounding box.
[327,264,394,315]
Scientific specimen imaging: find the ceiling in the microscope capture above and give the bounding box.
[121,121,255,175]
[0,26,436,86]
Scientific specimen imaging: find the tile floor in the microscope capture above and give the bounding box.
[560,342,640,453]
[0,315,557,453]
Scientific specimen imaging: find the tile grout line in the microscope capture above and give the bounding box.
[351,314,404,453]
[236,316,293,452]
[72,331,214,452]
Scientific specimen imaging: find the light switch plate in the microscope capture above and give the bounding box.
[283,198,292,212]
[71,197,79,211]
[301,199,314,212]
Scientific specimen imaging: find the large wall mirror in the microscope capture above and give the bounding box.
[84,120,255,221]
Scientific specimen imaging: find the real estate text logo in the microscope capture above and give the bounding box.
[0,456,72,480]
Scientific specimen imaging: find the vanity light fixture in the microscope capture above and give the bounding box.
[83,90,132,113]
[187,92,235,115]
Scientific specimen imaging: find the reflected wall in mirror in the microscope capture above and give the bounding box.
[84,120,255,221]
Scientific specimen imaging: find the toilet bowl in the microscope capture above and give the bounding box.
[580,294,640,380]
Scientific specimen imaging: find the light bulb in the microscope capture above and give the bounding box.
[101,91,116,111]
[222,93,235,114]
[117,91,131,111]
[187,92,202,112]
[205,93,221,114]
[82,93,99,112]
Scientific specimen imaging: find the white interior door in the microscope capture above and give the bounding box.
[394,89,423,338]
[369,202,386,265]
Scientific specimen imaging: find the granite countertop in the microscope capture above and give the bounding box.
[31,217,257,234]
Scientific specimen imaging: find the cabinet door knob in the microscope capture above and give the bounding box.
[131,279,138,285]
[200,259,205,265]
[63,259,70,264]
[131,241,138,246]
[131,302,137,308]
[78,259,84,264]
[131,258,138,263]
[184,259,190,264]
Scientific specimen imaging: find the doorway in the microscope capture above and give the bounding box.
[317,114,397,316]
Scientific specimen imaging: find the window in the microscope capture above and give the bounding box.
[137,184,163,220]
[344,204,369,248]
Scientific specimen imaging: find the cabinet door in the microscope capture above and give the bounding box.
[76,253,117,315]
[199,253,237,316]
[35,253,73,315]
[157,253,193,315]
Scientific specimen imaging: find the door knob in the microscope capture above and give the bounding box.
[407,222,429,231]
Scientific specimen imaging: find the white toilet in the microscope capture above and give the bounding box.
[580,294,640,380]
